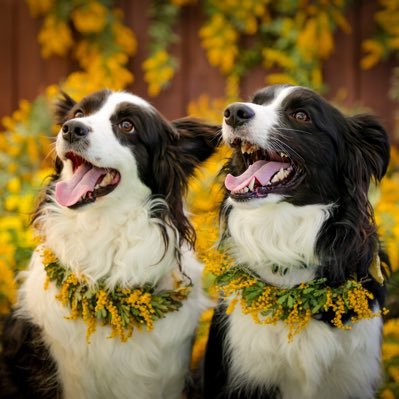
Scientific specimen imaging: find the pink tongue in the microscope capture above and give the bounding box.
[55,163,107,207]
[225,160,290,193]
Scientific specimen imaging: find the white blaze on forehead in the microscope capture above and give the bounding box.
[96,91,152,117]
[223,85,297,146]
[56,91,153,180]
[107,91,151,109]
[70,91,153,137]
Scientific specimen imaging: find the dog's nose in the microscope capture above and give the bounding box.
[224,103,255,128]
[62,120,90,143]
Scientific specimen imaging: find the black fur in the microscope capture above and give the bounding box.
[203,305,281,399]
[0,316,62,398]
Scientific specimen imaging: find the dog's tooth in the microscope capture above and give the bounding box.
[243,187,249,193]
[271,168,286,183]
[271,174,279,183]
[248,177,255,191]
[241,142,259,155]
[100,173,112,186]
[250,145,258,154]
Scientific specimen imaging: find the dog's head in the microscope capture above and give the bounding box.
[223,84,389,207]
[41,89,218,249]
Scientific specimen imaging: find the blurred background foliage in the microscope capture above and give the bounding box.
[1,0,399,397]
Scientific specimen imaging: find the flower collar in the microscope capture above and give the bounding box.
[41,247,192,342]
[206,254,387,341]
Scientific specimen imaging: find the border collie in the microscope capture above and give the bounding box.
[0,89,218,399]
[203,85,390,399]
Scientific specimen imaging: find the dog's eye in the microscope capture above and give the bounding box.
[119,120,135,133]
[74,110,84,118]
[292,111,310,122]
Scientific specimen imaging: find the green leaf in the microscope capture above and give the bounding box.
[287,295,295,309]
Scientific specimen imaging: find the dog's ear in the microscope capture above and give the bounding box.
[171,117,221,176]
[321,114,390,283]
[343,114,390,188]
[150,118,220,250]
[54,92,76,125]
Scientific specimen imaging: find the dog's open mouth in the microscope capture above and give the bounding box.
[55,152,121,208]
[225,139,302,200]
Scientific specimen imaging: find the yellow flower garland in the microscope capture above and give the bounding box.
[205,252,387,341]
[41,248,192,342]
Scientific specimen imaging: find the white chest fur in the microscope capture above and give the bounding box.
[225,200,382,399]
[226,201,332,287]
[227,305,382,399]
[17,199,205,399]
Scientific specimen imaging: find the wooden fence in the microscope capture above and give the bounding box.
[0,0,398,141]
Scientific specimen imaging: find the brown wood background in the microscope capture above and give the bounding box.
[0,0,398,142]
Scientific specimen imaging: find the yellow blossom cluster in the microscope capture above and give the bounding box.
[297,8,346,62]
[362,0,399,69]
[187,95,228,128]
[381,318,399,397]
[62,54,134,101]
[125,290,155,331]
[264,1,349,90]
[38,16,73,58]
[198,0,350,93]
[0,97,53,316]
[71,1,108,34]
[375,148,399,271]
[26,0,54,17]
[191,307,214,369]
[28,0,137,91]
[170,0,196,6]
[200,14,239,74]
[143,50,176,97]
[0,234,17,314]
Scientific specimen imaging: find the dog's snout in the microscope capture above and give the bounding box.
[62,120,90,143]
[224,103,255,128]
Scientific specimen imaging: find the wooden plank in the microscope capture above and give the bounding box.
[123,0,151,99]
[180,3,225,116]
[43,55,74,90]
[358,0,397,140]
[15,0,43,102]
[149,4,186,120]
[0,0,17,120]
[324,3,359,105]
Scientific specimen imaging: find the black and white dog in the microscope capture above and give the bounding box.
[203,85,390,399]
[0,90,218,399]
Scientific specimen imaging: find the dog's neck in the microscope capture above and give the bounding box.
[36,196,179,289]
[225,201,332,288]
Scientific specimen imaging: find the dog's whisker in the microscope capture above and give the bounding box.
[276,127,313,135]
[269,137,305,162]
